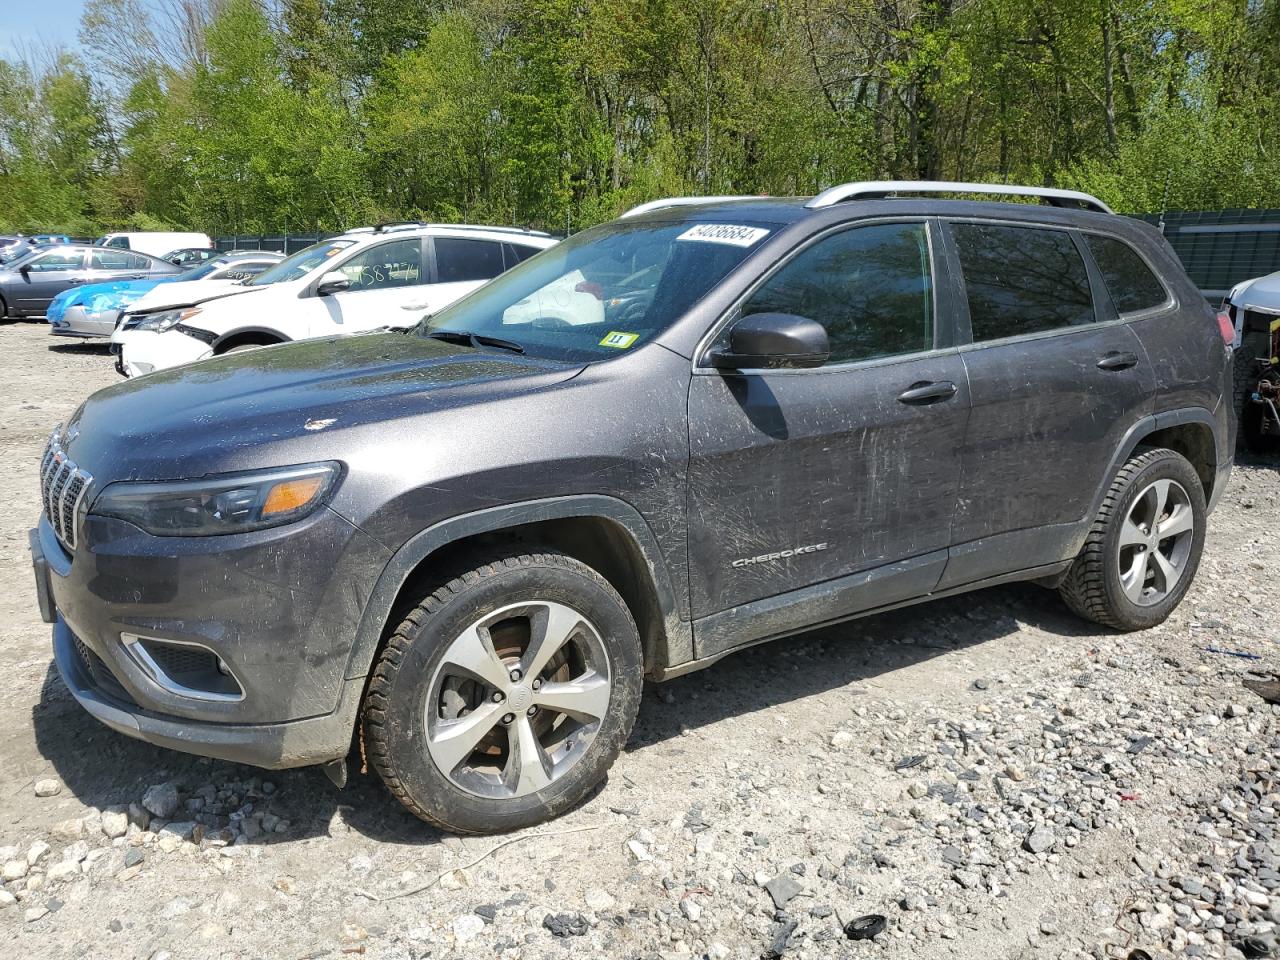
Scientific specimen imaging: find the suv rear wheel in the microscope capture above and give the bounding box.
[362,550,643,834]
[1059,448,1206,630]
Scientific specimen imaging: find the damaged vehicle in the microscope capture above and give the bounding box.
[31,182,1235,833]
[1223,270,1280,453]
[47,251,283,339]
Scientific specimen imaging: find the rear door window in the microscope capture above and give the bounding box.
[950,222,1095,341]
[1083,234,1168,313]
[435,238,506,283]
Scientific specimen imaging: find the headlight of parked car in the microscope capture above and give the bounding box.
[123,306,202,333]
[91,463,342,536]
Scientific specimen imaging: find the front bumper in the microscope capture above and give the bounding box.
[52,614,364,768]
[49,306,115,338]
[31,504,390,768]
[114,327,213,377]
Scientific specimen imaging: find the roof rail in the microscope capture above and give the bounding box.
[620,196,759,219]
[805,180,1113,214]
[345,222,553,238]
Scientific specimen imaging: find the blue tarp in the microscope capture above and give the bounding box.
[46,278,165,324]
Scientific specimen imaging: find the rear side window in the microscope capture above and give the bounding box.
[1084,234,1168,313]
[951,223,1095,341]
[435,238,506,283]
[741,222,934,364]
[503,242,544,267]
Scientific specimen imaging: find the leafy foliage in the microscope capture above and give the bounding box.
[1,0,1278,234]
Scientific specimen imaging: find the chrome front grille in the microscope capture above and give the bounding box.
[39,430,92,550]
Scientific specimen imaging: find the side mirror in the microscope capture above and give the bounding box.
[316,270,351,296]
[19,264,30,276]
[710,312,829,370]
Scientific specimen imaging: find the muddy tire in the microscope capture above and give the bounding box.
[1059,448,1206,631]
[362,550,643,834]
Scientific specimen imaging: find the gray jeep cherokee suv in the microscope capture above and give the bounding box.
[31,182,1236,834]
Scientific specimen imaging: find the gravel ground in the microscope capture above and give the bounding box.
[0,320,1277,960]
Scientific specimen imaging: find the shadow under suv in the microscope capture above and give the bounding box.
[30,182,1236,834]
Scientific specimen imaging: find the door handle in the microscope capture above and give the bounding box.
[897,380,958,405]
[1096,351,1139,371]
[65,278,85,285]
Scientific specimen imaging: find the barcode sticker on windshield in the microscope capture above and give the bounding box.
[676,224,770,247]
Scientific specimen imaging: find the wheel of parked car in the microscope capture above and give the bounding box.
[362,549,643,834]
[1058,448,1207,631]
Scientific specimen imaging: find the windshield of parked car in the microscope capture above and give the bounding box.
[418,220,771,362]
[247,239,353,286]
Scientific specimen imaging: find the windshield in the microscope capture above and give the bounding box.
[419,220,770,362]
[248,239,354,286]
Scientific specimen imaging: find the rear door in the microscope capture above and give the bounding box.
[424,237,509,312]
[313,237,428,334]
[686,219,971,653]
[87,249,153,283]
[14,249,87,314]
[938,219,1157,588]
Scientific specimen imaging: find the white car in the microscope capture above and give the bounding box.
[112,224,556,377]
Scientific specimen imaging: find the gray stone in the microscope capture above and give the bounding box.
[763,874,804,909]
[142,783,180,820]
[1024,826,1055,854]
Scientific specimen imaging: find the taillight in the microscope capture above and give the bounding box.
[574,281,604,300]
[1216,309,1235,346]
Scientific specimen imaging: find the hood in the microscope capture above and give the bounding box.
[62,332,583,482]
[1235,270,1280,314]
[128,278,265,313]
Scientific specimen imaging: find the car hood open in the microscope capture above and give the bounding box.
[1234,270,1280,314]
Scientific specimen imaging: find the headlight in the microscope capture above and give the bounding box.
[91,462,341,536]
[124,306,202,333]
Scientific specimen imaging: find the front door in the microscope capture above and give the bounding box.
[686,220,971,655]
[314,237,429,334]
[15,249,87,314]
[938,219,1157,588]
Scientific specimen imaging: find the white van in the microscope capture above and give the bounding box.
[96,232,213,259]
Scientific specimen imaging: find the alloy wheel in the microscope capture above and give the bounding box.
[423,601,612,799]
[1116,478,1196,606]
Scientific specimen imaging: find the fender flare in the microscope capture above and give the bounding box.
[1088,406,1224,521]
[342,494,692,683]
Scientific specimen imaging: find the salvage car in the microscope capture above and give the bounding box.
[1223,270,1280,452]
[111,224,555,377]
[0,245,183,319]
[46,252,283,339]
[31,182,1234,834]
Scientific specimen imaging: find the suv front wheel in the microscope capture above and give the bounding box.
[1059,448,1207,630]
[362,550,643,833]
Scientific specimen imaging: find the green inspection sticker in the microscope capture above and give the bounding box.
[599,331,639,349]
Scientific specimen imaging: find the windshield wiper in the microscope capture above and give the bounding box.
[428,329,525,354]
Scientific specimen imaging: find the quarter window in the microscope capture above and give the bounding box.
[951,223,1095,341]
[435,238,506,283]
[1084,234,1168,313]
[504,242,543,267]
[337,239,422,290]
[741,222,934,364]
